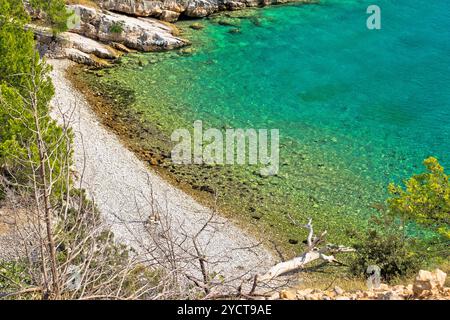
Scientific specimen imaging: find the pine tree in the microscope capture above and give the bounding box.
[0,0,71,196]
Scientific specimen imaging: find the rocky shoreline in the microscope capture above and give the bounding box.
[33,4,188,67]
[276,269,449,300]
[31,1,315,66]
[100,0,317,22]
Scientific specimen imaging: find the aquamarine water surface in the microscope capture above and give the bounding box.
[84,0,450,242]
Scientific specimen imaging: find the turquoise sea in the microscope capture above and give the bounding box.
[82,0,450,246]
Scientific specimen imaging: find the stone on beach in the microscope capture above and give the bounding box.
[65,48,111,68]
[413,269,447,297]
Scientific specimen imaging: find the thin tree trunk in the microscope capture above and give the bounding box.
[30,66,60,299]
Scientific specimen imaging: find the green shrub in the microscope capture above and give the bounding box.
[109,21,124,34]
[0,261,32,293]
[1,0,72,199]
[348,215,422,282]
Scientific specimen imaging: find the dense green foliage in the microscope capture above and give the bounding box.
[0,0,70,195]
[349,157,450,282]
[0,0,34,87]
[28,0,70,33]
[0,261,32,294]
[388,157,450,239]
[348,215,422,282]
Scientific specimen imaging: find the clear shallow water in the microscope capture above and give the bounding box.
[175,0,450,180]
[83,0,450,245]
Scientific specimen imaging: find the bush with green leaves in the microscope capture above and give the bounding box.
[388,157,450,239]
[0,0,35,87]
[347,215,422,282]
[109,21,124,34]
[0,261,32,294]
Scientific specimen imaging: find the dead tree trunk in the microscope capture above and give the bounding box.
[29,62,60,299]
[259,218,355,282]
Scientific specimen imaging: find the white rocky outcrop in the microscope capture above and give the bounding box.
[68,5,187,51]
[33,5,188,66]
[32,1,315,66]
[32,25,118,67]
[64,32,119,59]
[65,48,112,68]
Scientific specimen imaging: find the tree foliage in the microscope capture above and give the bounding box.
[0,0,168,300]
[0,0,34,88]
[388,157,450,239]
[0,0,70,195]
[28,0,70,33]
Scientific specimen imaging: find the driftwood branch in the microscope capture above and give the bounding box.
[259,218,355,282]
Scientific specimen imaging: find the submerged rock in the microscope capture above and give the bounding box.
[179,47,196,56]
[189,22,205,30]
[216,17,241,27]
[228,28,241,34]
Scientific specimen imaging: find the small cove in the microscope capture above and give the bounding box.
[74,0,450,249]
